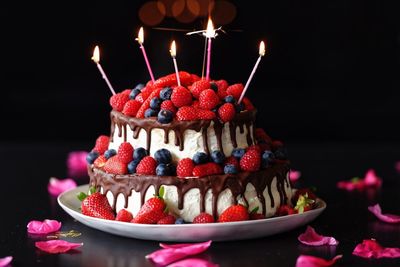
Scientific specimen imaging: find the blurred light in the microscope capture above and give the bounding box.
[172,0,186,17]
[211,0,236,25]
[186,0,200,17]
[139,1,165,26]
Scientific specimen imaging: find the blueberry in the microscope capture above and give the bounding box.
[224,164,238,174]
[157,109,173,124]
[104,149,116,159]
[274,146,288,160]
[144,108,158,118]
[129,88,141,100]
[211,150,225,164]
[235,102,245,113]
[160,87,173,100]
[134,83,145,91]
[156,163,172,176]
[86,151,99,164]
[128,158,141,174]
[262,150,275,168]
[224,95,235,104]
[154,148,172,164]
[134,147,148,160]
[232,148,245,159]
[193,152,209,165]
[150,97,162,109]
[175,218,185,224]
[210,82,218,92]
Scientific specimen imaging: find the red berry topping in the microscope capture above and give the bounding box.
[110,93,130,112]
[93,135,110,154]
[116,209,133,222]
[136,87,162,118]
[241,97,255,111]
[132,197,166,224]
[81,192,115,220]
[121,89,132,96]
[218,103,236,122]
[192,212,215,223]
[117,142,134,163]
[196,109,216,120]
[103,156,128,175]
[240,150,261,172]
[171,86,193,108]
[255,128,272,144]
[226,83,244,100]
[215,79,229,99]
[199,89,220,110]
[160,100,177,113]
[176,106,198,121]
[192,162,223,177]
[176,158,195,178]
[93,155,107,169]
[224,156,240,170]
[122,99,142,117]
[246,144,262,153]
[218,204,249,222]
[190,74,201,83]
[190,80,210,99]
[276,205,296,216]
[136,156,157,175]
[250,213,266,220]
[157,214,176,224]
[135,86,154,104]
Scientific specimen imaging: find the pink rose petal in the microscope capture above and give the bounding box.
[48,177,77,196]
[368,204,400,224]
[363,169,382,188]
[27,219,62,234]
[353,239,400,259]
[295,255,342,267]
[67,151,89,178]
[289,169,301,183]
[298,226,339,246]
[395,161,400,173]
[0,256,12,267]
[167,258,219,267]
[337,169,382,191]
[35,240,83,254]
[146,241,212,266]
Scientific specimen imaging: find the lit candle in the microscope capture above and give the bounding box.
[91,46,116,95]
[136,27,155,83]
[238,41,266,104]
[205,18,216,81]
[169,40,181,86]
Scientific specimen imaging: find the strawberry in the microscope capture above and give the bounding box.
[171,86,193,108]
[93,135,110,154]
[218,204,249,222]
[294,193,316,213]
[157,214,176,224]
[116,209,133,222]
[153,71,192,88]
[190,74,201,83]
[110,93,130,112]
[117,142,134,164]
[250,213,266,220]
[275,204,296,216]
[136,156,157,175]
[121,89,132,96]
[193,212,214,223]
[218,103,236,122]
[199,89,220,110]
[226,83,244,100]
[177,158,195,178]
[240,150,261,172]
[93,155,107,169]
[192,162,223,177]
[122,99,142,117]
[255,128,272,144]
[215,79,229,99]
[160,100,177,113]
[103,156,128,174]
[132,196,166,224]
[136,87,162,118]
[81,192,115,220]
[176,106,198,121]
[135,86,154,104]
[196,109,216,120]
[224,156,240,170]
[241,97,255,111]
[291,188,317,205]
[190,80,210,99]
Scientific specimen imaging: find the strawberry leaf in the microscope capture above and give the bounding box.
[89,186,97,195]
[158,186,165,199]
[77,192,87,202]
[250,206,259,214]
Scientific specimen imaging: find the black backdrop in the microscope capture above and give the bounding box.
[2,0,400,144]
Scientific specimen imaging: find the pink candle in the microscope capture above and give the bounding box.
[136,27,155,83]
[91,46,116,95]
[170,40,181,86]
[204,19,216,81]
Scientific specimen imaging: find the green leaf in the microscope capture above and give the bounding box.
[250,206,259,214]
[351,177,360,183]
[89,186,97,195]
[159,186,165,199]
[77,192,87,202]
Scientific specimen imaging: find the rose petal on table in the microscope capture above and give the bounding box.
[295,255,342,267]
[27,219,62,234]
[337,169,382,191]
[67,150,89,178]
[368,204,400,224]
[35,240,83,254]
[289,169,301,183]
[363,169,382,188]
[147,240,212,266]
[395,161,400,173]
[298,226,339,246]
[167,258,219,267]
[0,256,12,267]
[353,239,400,258]
[47,177,77,196]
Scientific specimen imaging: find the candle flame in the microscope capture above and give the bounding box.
[259,41,266,56]
[170,40,176,57]
[205,18,216,38]
[92,46,100,63]
[136,27,144,45]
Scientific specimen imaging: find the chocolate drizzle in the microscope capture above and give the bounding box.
[89,161,290,218]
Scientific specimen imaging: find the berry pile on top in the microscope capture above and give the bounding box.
[86,128,288,176]
[109,71,255,123]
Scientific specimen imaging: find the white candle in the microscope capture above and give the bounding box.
[91,46,116,95]
[238,41,266,104]
[170,40,181,86]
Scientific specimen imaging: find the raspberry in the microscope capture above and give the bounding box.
[110,93,130,112]
[190,74,201,83]
[218,204,249,222]
[120,89,132,96]
[136,87,162,118]
[241,97,255,111]
[215,79,229,99]
[192,212,215,223]
[157,214,176,224]
[160,100,177,113]
[224,156,240,170]
[190,80,210,99]
[122,99,142,117]
[116,209,133,222]
[199,89,220,110]
[136,156,157,175]
[171,86,193,108]
[117,142,134,163]
[93,155,107,169]
[196,109,216,120]
[246,145,262,153]
[176,106,198,121]
[255,128,272,144]
[93,135,110,154]
[240,150,261,172]
[218,103,236,122]
[103,156,128,175]
[192,162,223,177]
[176,158,195,178]
[192,100,200,109]
[226,83,244,100]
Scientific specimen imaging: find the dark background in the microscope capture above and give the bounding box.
[2,0,400,144]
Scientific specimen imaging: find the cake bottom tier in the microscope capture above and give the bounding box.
[88,162,292,222]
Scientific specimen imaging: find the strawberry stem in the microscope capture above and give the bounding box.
[77,192,87,202]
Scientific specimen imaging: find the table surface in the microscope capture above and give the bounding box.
[1,141,400,267]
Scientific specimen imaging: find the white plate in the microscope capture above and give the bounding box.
[58,184,326,242]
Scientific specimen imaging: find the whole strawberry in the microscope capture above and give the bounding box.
[176,106,198,121]
[192,162,223,177]
[218,204,249,222]
[80,192,115,220]
[116,209,133,222]
[240,150,261,172]
[103,156,128,175]
[193,212,215,223]
[132,196,166,224]
[157,214,176,224]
